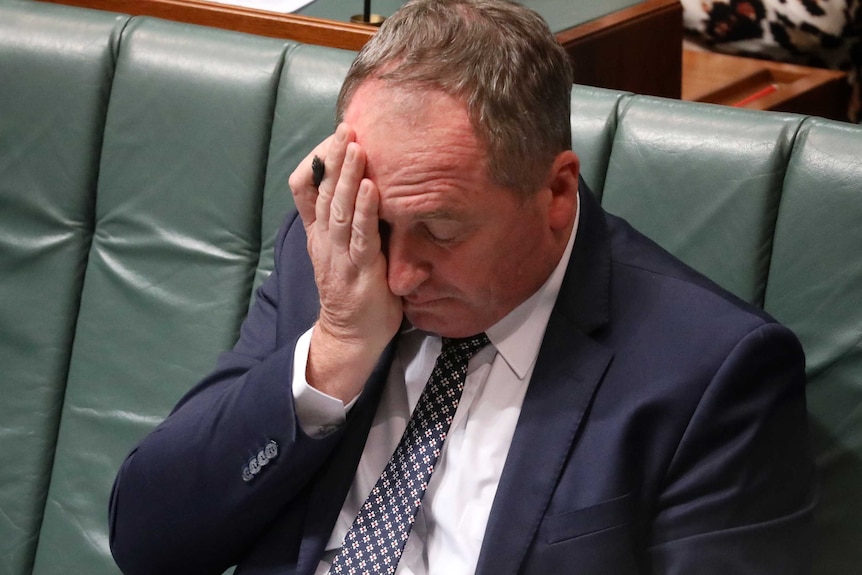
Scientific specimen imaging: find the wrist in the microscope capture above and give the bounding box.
[306,322,391,403]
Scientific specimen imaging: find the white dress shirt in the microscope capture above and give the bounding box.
[292,199,579,575]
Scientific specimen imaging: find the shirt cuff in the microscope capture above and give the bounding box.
[291,327,355,438]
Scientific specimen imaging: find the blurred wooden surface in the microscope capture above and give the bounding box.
[47,0,376,50]
[559,0,681,98]
[44,0,682,98]
[683,48,849,121]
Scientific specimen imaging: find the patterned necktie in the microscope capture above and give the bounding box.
[329,333,491,575]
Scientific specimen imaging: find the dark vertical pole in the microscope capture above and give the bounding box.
[364,0,371,22]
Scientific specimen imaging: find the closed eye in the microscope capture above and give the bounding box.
[423,220,463,244]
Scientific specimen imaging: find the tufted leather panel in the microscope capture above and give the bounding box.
[600,98,802,306]
[765,118,862,575]
[29,16,290,575]
[0,3,129,574]
[255,43,356,299]
[569,85,631,201]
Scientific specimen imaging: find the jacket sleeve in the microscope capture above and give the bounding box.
[109,211,345,575]
[647,321,817,574]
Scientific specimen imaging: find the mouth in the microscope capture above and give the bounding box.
[402,295,447,307]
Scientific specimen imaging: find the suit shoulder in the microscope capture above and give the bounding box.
[604,212,777,330]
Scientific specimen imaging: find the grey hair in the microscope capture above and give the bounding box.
[336,0,574,196]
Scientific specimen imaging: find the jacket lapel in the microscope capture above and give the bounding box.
[476,182,615,574]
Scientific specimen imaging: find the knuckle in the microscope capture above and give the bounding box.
[329,202,350,226]
[288,172,300,191]
[351,228,368,250]
[351,224,378,255]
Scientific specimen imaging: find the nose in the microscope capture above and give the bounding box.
[386,232,431,297]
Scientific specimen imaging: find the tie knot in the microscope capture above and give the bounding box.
[441,332,490,361]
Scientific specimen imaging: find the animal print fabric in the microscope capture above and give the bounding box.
[682,0,861,121]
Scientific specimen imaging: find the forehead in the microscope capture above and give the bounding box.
[343,82,497,215]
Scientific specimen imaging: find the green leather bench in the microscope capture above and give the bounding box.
[1,1,860,574]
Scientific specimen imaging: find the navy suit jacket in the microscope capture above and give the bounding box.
[110,180,815,575]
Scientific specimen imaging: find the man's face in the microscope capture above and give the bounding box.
[343,82,572,338]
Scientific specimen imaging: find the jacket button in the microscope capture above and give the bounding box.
[242,466,254,483]
[265,440,278,459]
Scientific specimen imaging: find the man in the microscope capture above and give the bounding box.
[109,1,815,574]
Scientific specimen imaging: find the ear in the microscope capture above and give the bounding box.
[545,150,580,232]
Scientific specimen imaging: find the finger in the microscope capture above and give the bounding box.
[329,142,366,253]
[289,134,335,227]
[350,178,381,268]
[315,124,355,233]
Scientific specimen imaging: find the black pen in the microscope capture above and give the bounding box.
[312,155,325,188]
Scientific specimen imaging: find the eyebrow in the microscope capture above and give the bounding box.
[413,208,461,221]
[380,210,460,227]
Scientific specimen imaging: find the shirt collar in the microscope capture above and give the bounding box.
[485,192,580,379]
